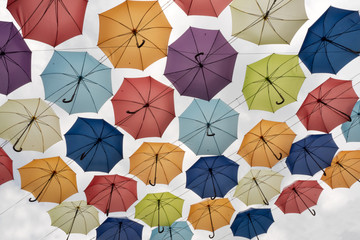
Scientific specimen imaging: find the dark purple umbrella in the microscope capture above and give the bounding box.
[0,21,31,95]
[164,27,238,101]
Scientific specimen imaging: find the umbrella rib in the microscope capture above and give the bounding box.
[136,1,162,32]
[136,30,169,56]
[57,0,83,34]
[2,53,32,82]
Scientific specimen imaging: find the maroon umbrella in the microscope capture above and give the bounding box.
[164,27,238,101]
[0,148,13,185]
[0,21,31,95]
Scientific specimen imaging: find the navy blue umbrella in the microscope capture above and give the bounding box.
[96,217,143,240]
[65,117,123,172]
[186,155,239,199]
[286,134,338,176]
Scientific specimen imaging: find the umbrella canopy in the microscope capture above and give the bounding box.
[234,169,284,206]
[84,175,137,216]
[231,208,274,240]
[164,27,238,101]
[41,51,112,114]
[174,0,232,17]
[7,0,88,47]
[275,180,323,216]
[186,155,239,199]
[0,148,13,185]
[286,134,338,176]
[0,98,62,152]
[179,98,239,155]
[230,0,308,45]
[98,0,172,70]
[299,6,360,74]
[341,101,360,142]
[0,21,31,95]
[18,156,77,203]
[111,76,175,139]
[96,217,143,240]
[243,54,305,112]
[238,119,296,168]
[296,78,358,133]
[65,117,123,173]
[150,221,193,240]
[129,142,185,186]
[188,198,235,239]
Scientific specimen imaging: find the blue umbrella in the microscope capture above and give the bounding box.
[179,99,239,155]
[65,117,123,172]
[150,221,193,240]
[186,155,239,199]
[299,6,360,74]
[342,101,360,142]
[96,217,143,240]
[231,208,274,240]
[286,134,338,176]
[41,51,112,114]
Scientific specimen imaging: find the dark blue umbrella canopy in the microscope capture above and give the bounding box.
[65,117,123,172]
[96,217,143,240]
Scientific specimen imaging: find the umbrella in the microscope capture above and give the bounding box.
[111,76,175,139]
[7,0,88,47]
[0,21,31,95]
[48,200,99,240]
[238,119,296,168]
[150,221,193,240]
[65,117,123,173]
[188,198,235,239]
[275,180,323,216]
[341,101,360,142]
[164,27,238,101]
[299,6,360,74]
[234,169,284,206]
[96,217,143,240]
[179,98,239,155]
[41,51,112,114]
[174,0,232,17]
[18,156,77,203]
[186,155,239,199]
[129,142,185,186]
[231,208,274,240]
[243,54,305,112]
[0,148,13,185]
[230,0,308,45]
[296,78,358,133]
[286,134,338,176]
[84,175,137,216]
[135,192,184,233]
[97,0,172,70]
[321,151,360,188]
[0,98,62,152]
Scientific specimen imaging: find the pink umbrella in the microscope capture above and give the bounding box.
[0,148,13,185]
[174,0,232,17]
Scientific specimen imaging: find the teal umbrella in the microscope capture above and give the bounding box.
[342,101,360,142]
[150,221,193,240]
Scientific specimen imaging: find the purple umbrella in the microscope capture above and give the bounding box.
[0,21,31,95]
[164,27,238,101]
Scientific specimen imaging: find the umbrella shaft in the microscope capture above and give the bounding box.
[318,100,351,121]
[304,148,326,174]
[247,214,259,240]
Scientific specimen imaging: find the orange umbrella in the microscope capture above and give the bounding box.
[97,0,172,70]
[188,198,235,239]
[238,119,296,168]
[129,142,185,186]
[19,156,77,203]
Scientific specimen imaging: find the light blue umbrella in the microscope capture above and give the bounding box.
[342,101,360,142]
[41,51,112,114]
[179,99,239,155]
[150,221,193,240]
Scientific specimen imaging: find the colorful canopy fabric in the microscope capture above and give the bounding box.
[0,148,13,185]
[341,101,360,142]
[150,221,193,240]
[96,217,143,240]
[174,0,232,17]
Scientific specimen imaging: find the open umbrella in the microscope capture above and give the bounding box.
[186,155,239,199]
[296,78,358,133]
[243,54,305,112]
[0,21,31,95]
[164,27,238,101]
[84,175,137,216]
[98,0,172,70]
[150,221,193,240]
[129,142,185,186]
[19,156,77,203]
[7,0,88,47]
[65,117,123,173]
[41,51,112,114]
[174,0,232,17]
[111,76,175,139]
[341,101,360,142]
[230,0,308,45]
[0,148,13,185]
[299,6,360,74]
[96,217,143,240]
[179,98,239,155]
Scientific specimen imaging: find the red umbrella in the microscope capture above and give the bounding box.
[275,180,323,216]
[0,148,13,185]
[297,78,358,133]
[174,0,232,17]
[111,76,175,139]
[84,175,137,216]
[7,0,88,47]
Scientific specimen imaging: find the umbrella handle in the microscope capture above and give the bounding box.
[208,205,215,239]
[63,78,82,103]
[275,93,285,105]
[195,52,204,62]
[158,225,164,233]
[209,231,215,239]
[149,154,159,186]
[137,40,145,48]
[149,178,156,186]
[309,208,316,216]
[12,117,36,152]
[206,123,215,136]
[12,141,22,152]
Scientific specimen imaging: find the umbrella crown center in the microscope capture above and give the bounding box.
[265,76,272,84]
[143,103,150,108]
[77,75,83,82]
[96,138,102,143]
[208,168,213,174]
[132,29,138,35]
[0,51,5,56]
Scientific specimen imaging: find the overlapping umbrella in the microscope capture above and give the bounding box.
[174,0,232,17]
[150,221,193,240]
[341,101,360,142]
[96,217,143,240]
[0,148,13,185]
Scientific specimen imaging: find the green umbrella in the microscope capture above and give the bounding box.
[242,54,305,112]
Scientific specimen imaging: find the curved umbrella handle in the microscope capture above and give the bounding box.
[13,141,22,152]
[209,231,215,239]
[309,208,316,216]
[137,40,145,48]
[275,93,285,105]
[12,117,36,152]
[63,78,82,103]
[149,154,159,186]
[158,225,164,233]
[149,178,156,186]
[208,205,215,239]
[206,123,215,136]
[195,52,204,62]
